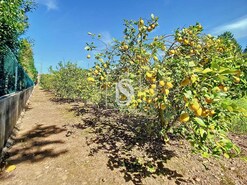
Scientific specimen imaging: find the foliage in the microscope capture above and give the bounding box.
[18,39,38,82]
[85,15,247,158]
[0,0,35,96]
[0,0,34,53]
[218,31,242,54]
[227,96,247,134]
[40,73,54,91]
[244,46,247,53]
[40,62,98,102]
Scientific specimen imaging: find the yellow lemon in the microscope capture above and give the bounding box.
[151,84,156,89]
[177,37,183,42]
[153,56,159,62]
[160,104,166,110]
[181,78,190,87]
[94,70,99,75]
[147,98,152,104]
[164,89,169,96]
[190,101,200,111]
[147,26,152,32]
[195,107,202,116]
[183,39,189,45]
[223,87,228,92]
[169,50,176,55]
[166,82,173,89]
[179,113,190,122]
[139,19,144,26]
[210,110,215,116]
[151,77,156,83]
[234,76,240,83]
[87,77,95,82]
[146,72,152,78]
[149,88,155,95]
[159,80,165,87]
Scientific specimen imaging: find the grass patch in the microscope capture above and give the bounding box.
[228,96,247,134]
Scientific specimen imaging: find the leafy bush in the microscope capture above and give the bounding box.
[40,62,99,102]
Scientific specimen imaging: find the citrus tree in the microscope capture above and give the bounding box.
[86,15,246,158]
[40,62,97,102]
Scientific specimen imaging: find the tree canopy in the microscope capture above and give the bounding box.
[218,31,242,53]
[18,39,38,81]
[0,0,33,53]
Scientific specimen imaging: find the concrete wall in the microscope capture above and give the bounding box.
[0,87,33,159]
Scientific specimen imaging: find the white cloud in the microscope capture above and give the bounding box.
[211,15,247,39]
[36,0,58,10]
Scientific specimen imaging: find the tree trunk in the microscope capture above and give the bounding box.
[158,109,169,142]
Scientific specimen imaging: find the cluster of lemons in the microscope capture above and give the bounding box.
[138,18,157,33]
[180,98,216,123]
[129,70,173,110]
[87,62,111,90]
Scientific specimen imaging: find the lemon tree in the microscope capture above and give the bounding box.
[86,15,246,157]
[40,62,98,102]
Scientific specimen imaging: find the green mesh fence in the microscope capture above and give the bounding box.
[0,46,34,96]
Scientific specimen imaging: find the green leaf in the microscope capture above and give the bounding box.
[188,61,196,67]
[202,68,213,73]
[202,152,210,158]
[147,166,156,173]
[199,128,206,138]
[184,90,192,99]
[151,13,155,20]
[194,117,205,127]
[227,106,234,112]
[193,67,203,73]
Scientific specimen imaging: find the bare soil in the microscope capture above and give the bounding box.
[0,87,247,185]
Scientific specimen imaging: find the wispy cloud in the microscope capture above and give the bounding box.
[36,0,58,10]
[211,15,247,39]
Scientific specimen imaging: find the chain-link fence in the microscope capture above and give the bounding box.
[0,46,34,96]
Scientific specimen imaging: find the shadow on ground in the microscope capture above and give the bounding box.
[50,97,82,104]
[3,124,68,165]
[69,104,188,185]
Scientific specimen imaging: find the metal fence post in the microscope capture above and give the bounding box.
[15,62,18,92]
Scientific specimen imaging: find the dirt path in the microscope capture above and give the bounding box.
[0,87,128,185]
[0,87,247,185]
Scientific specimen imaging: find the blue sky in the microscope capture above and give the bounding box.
[25,0,247,73]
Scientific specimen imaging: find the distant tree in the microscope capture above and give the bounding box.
[244,45,247,53]
[218,31,242,53]
[18,39,38,81]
